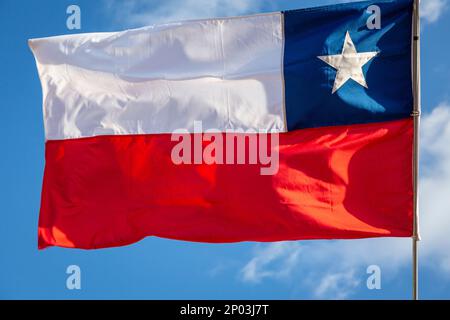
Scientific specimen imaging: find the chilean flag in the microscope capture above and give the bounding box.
[30,0,414,249]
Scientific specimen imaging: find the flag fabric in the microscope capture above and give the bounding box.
[30,0,414,249]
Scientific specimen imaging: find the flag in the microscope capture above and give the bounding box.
[30,0,414,249]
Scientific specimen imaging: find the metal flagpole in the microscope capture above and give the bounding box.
[412,0,421,301]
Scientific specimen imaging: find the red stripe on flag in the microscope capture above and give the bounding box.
[38,119,413,249]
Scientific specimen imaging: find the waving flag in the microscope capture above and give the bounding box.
[30,0,414,249]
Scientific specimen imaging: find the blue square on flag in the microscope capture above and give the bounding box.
[284,0,413,130]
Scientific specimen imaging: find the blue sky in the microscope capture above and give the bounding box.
[1,0,450,299]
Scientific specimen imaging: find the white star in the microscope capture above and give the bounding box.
[318,31,379,94]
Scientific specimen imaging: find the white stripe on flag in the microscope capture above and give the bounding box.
[29,13,286,140]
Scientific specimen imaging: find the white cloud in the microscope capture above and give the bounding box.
[239,238,411,299]
[421,0,447,23]
[314,270,360,299]
[240,242,301,283]
[104,0,268,27]
[419,103,450,266]
[238,103,450,298]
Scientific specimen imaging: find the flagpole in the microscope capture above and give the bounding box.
[412,0,421,301]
